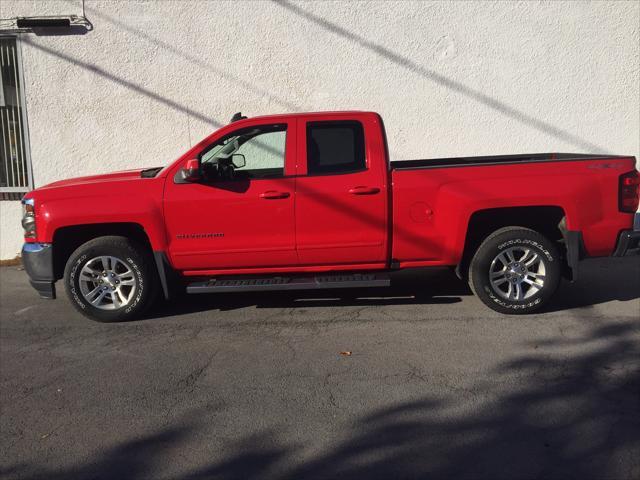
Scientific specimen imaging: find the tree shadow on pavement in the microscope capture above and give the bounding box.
[5,317,638,479]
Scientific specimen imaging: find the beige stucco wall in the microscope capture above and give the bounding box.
[0,0,639,259]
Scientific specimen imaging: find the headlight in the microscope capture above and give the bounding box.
[21,198,36,239]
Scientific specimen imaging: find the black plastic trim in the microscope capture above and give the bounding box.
[140,167,163,178]
[564,230,585,281]
[612,230,640,257]
[187,273,390,294]
[17,18,71,28]
[153,251,171,300]
[391,153,630,171]
[22,243,56,299]
[29,280,56,299]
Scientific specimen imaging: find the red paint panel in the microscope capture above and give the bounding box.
[391,157,637,263]
[164,177,297,269]
[163,118,298,270]
[28,174,167,250]
[294,113,389,265]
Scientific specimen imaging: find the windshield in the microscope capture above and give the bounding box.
[200,124,287,180]
[202,135,242,164]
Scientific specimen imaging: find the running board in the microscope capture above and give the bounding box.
[186,273,390,294]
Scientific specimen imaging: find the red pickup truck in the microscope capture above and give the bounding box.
[21,111,639,322]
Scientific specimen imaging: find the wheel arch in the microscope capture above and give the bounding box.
[456,205,576,280]
[52,222,172,300]
[52,223,152,280]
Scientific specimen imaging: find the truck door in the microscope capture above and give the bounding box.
[294,115,388,266]
[164,121,297,270]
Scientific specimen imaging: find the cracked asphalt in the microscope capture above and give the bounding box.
[1,258,639,480]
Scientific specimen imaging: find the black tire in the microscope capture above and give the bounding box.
[63,236,158,322]
[468,227,561,314]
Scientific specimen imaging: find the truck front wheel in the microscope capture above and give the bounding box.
[63,236,157,322]
[468,227,561,314]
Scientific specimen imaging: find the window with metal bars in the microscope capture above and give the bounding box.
[0,36,32,200]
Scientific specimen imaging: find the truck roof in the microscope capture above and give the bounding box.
[237,110,377,122]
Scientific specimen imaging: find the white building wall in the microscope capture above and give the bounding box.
[0,0,638,259]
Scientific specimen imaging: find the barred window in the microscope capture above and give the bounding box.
[1,37,32,199]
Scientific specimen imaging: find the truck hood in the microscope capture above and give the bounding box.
[38,169,148,189]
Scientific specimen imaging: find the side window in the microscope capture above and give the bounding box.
[306,121,365,175]
[201,124,286,180]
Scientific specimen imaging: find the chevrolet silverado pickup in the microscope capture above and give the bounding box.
[20,111,639,322]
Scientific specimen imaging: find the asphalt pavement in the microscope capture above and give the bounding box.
[1,258,639,480]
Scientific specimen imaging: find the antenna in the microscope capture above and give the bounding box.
[230,112,247,123]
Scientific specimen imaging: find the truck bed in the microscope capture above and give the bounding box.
[390,153,628,170]
[389,153,636,266]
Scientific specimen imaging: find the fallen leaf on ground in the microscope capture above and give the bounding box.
[340,351,352,356]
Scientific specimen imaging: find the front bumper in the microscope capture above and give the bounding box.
[612,213,640,257]
[22,243,56,299]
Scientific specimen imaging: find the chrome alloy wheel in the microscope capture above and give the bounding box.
[489,247,546,301]
[78,256,137,310]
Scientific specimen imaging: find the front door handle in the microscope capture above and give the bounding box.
[260,191,290,199]
[348,186,381,195]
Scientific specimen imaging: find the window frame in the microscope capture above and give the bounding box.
[304,120,367,177]
[197,123,288,181]
[0,35,33,198]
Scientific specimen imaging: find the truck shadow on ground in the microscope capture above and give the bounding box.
[146,257,639,319]
[545,257,640,313]
[148,268,468,319]
[5,317,638,479]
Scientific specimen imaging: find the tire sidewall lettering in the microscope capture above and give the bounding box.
[124,256,144,314]
[497,238,554,262]
[69,254,88,310]
[486,289,542,309]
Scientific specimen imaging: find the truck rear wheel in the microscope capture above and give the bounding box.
[63,236,157,322]
[468,227,561,314]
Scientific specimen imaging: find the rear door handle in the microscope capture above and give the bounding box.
[260,191,290,199]
[348,186,381,195]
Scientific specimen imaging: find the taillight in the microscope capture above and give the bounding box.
[619,170,640,213]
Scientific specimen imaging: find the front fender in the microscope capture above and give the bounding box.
[31,178,167,251]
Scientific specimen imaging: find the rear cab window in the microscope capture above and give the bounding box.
[306,121,366,175]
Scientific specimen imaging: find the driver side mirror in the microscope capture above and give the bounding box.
[231,154,246,169]
[180,158,201,182]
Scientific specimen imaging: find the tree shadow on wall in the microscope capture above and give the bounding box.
[6,319,639,479]
[272,0,608,153]
[32,0,605,152]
